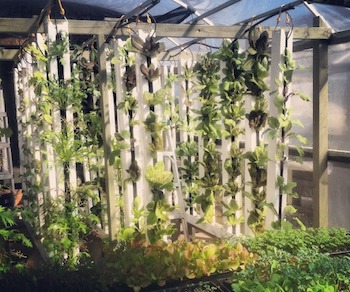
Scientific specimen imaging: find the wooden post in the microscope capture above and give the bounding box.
[97,34,118,240]
[313,17,329,227]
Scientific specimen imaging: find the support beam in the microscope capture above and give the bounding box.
[188,0,241,24]
[313,17,328,227]
[0,18,332,40]
[97,34,118,240]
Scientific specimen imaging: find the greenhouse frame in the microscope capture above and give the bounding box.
[0,0,350,278]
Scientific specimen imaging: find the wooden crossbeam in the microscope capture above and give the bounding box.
[0,18,332,40]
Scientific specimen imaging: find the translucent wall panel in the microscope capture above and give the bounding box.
[328,161,350,229]
[292,43,350,151]
[328,43,350,151]
[290,158,350,230]
[291,49,313,147]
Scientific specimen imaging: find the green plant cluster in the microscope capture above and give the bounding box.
[176,65,200,217]
[232,227,350,291]
[266,47,310,226]
[218,40,246,227]
[102,239,254,291]
[193,53,222,223]
[0,206,32,273]
[21,33,104,266]
[244,227,350,255]
[243,28,271,234]
[188,29,273,229]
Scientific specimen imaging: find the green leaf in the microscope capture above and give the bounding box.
[284,204,297,215]
[145,162,174,191]
[296,135,308,145]
[276,176,284,187]
[247,47,257,55]
[274,94,285,110]
[275,78,283,87]
[268,117,280,129]
[147,212,158,225]
[298,92,310,102]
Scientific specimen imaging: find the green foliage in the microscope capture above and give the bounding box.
[144,162,176,243]
[196,140,222,223]
[23,36,105,266]
[265,48,310,225]
[193,53,221,141]
[0,259,106,292]
[244,29,270,98]
[103,239,254,291]
[176,65,201,213]
[244,143,268,234]
[144,111,167,153]
[232,228,350,291]
[42,192,100,268]
[244,227,350,256]
[233,248,350,291]
[0,207,32,273]
[41,122,92,164]
[145,161,174,193]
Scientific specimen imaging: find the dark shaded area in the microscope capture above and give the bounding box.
[0,61,19,167]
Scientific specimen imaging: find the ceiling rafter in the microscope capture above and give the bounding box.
[171,0,214,25]
[107,0,160,40]
[165,0,242,53]
[187,0,242,24]
[235,0,304,25]
[165,0,305,53]
[303,1,334,32]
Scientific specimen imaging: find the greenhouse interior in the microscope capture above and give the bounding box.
[0,0,350,291]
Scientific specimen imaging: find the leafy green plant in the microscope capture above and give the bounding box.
[196,140,222,223]
[266,48,310,225]
[232,247,350,292]
[192,53,223,223]
[232,228,350,291]
[144,161,176,243]
[244,143,268,234]
[23,33,105,267]
[241,28,271,234]
[0,206,32,273]
[102,239,254,291]
[244,227,350,256]
[144,111,167,153]
[176,65,200,215]
[42,193,100,268]
[218,39,247,227]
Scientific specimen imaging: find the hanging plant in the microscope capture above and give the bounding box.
[21,35,104,266]
[144,162,176,243]
[218,39,247,227]
[244,143,269,234]
[140,63,160,82]
[193,53,223,223]
[244,28,270,137]
[176,65,200,212]
[144,111,167,154]
[266,48,310,228]
[131,35,165,58]
[242,28,271,234]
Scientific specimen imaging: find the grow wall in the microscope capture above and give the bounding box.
[13,18,307,248]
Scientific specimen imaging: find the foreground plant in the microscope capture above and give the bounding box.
[232,227,350,291]
[0,207,32,273]
[102,239,254,291]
